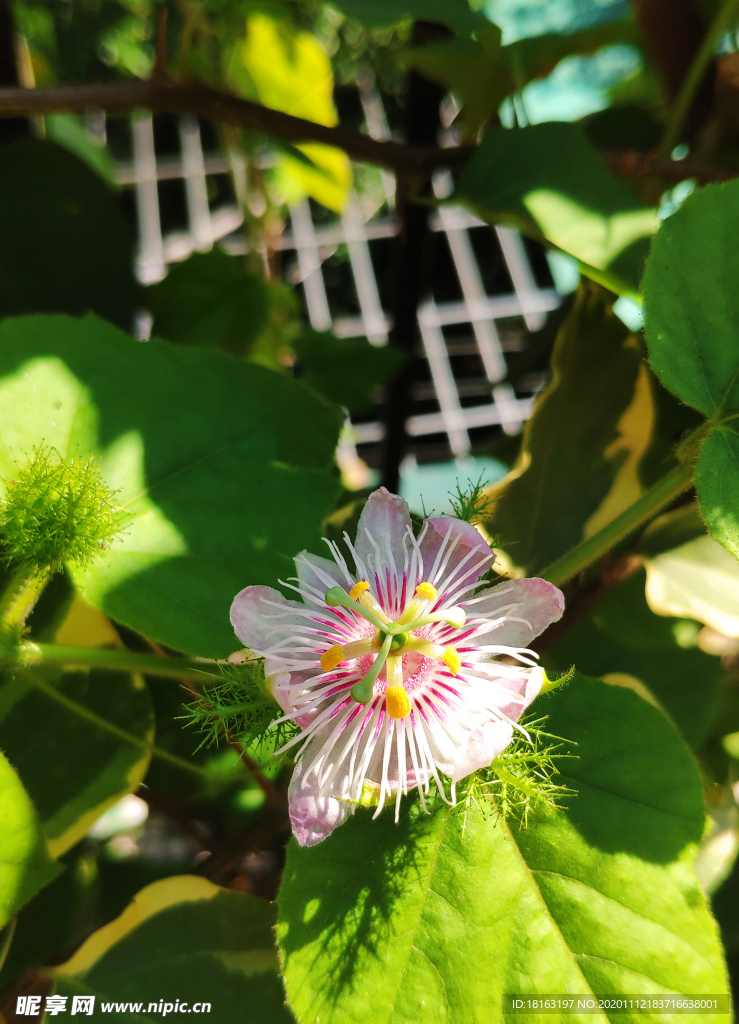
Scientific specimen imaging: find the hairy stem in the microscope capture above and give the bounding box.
[11,642,223,684]
[660,0,739,155]
[0,566,47,633]
[539,461,694,587]
[23,668,217,778]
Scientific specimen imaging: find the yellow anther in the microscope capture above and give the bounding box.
[443,647,462,676]
[385,685,411,719]
[320,645,344,672]
[349,580,371,600]
[415,581,437,602]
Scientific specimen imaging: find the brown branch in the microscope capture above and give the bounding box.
[0,80,733,182]
[601,147,738,184]
[0,80,473,174]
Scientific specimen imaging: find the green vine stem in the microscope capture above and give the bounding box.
[24,668,219,778]
[7,642,224,684]
[660,0,739,156]
[540,460,694,588]
[0,916,17,976]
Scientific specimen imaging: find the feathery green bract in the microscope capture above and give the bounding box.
[0,446,123,573]
[183,659,300,755]
[448,473,496,524]
[457,717,574,828]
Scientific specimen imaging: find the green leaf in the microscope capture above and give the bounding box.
[324,0,485,36]
[502,19,640,86]
[403,20,637,135]
[483,283,653,576]
[645,525,739,639]
[146,250,270,358]
[642,179,739,560]
[293,331,405,413]
[228,14,351,212]
[547,570,722,749]
[45,114,119,188]
[0,314,342,658]
[456,123,658,294]
[643,181,739,419]
[0,667,154,858]
[0,138,139,330]
[695,431,739,559]
[55,875,293,1024]
[0,851,98,988]
[278,675,727,1023]
[401,33,511,136]
[0,750,61,929]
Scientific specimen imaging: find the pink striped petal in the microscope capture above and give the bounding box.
[419,516,494,589]
[354,488,412,578]
[230,585,306,653]
[449,669,544,782]
[465,577,564,647]
[288,747,354,847]
[295,551,347,595]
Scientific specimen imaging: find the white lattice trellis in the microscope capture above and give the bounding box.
[108,84,561,466]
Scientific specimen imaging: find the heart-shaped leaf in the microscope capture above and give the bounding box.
[0,314,341,657]
[0,751,61,929]
[278,675,727,1022]
[643,180,739,560]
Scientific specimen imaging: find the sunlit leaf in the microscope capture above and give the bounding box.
[0,750,61,929]
[483,283,653,576]
[456,123,658,294]
[274,142,353,214]
[643,179,739,560]
[279,675,727,1022]
[54,875,293,1023]
[228,14,351,211]
[646,531,739,639]
[0,314,341,658]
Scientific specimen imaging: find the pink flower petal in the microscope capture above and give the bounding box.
[230,585,305,653]
[288,748,354,847]
[354,488,412,578]
[449,669,544,782]
[465,577,564,647]
[496,667,545,722]
[266,663,320,723]
[294,551,347,595]
[449,719,514,783]
[419,517,494,590]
